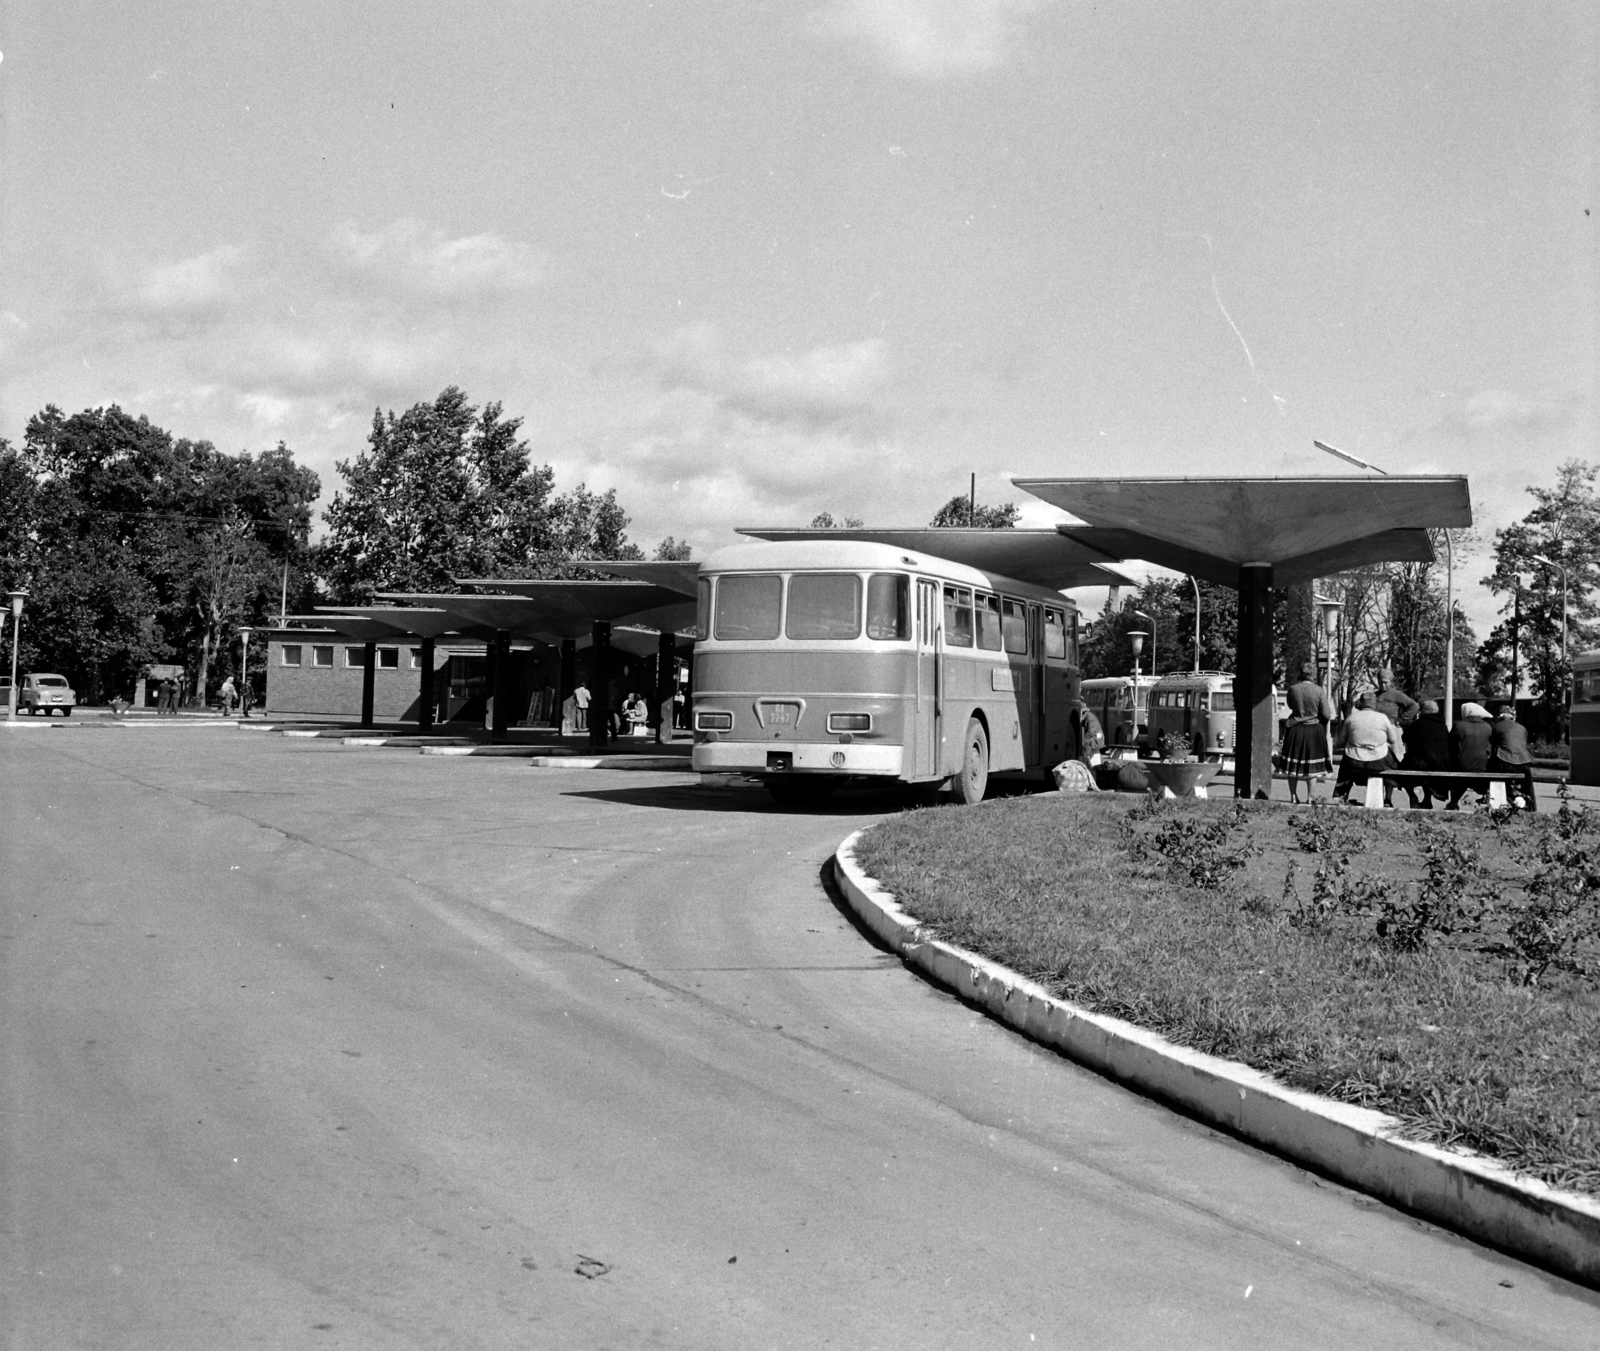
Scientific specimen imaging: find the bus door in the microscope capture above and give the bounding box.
[1029,603,1047,764]
[915,579,941,777]
[1041,605,1073,764]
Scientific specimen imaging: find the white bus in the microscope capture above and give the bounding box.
[1080,675,1154,749]
[689,540,1084,804]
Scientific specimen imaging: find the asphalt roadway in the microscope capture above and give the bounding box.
[3,724,1596,1350]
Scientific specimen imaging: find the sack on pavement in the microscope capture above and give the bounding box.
[1053,760,1098,793]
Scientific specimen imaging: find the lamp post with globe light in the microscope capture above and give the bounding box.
[1128,630,1149,680]
[237,627,252,718]
[6,591,27,720]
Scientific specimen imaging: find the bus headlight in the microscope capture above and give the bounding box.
[828,713,872,733]
[695,710,733,731]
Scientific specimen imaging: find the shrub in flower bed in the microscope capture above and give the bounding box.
[852,788,1600,1193]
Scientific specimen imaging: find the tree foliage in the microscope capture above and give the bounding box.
[317,387,641,601]
[1,405,318,702]
[929,495,1019,528]
[1479,460,1600,718]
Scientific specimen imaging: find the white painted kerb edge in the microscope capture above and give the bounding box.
[834,826,1600,1288]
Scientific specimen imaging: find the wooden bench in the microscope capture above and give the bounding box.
[1370,769,1534,810]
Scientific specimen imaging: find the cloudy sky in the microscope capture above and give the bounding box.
[1,2,1594,630]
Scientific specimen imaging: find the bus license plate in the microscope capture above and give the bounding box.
[758,701,800,727]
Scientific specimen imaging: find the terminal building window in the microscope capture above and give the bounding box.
[377,647,399,669]
[312,645,334,667]
[280,645,302,667]
[345,647,366,668]
[410,647,425,669]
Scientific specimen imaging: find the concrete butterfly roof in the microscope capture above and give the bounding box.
[1014,475,1472,586]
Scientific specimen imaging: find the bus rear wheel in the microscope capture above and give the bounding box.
[765,776,836,807]
[954,717,989,805]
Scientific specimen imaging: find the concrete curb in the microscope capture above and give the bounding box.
[834,826,1600,1288]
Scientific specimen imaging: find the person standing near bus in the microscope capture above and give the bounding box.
[572,681,589,731]
[1280,659,1334,805]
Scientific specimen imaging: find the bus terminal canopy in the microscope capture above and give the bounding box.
[1012,474,1474,799]
[1015,475,1473,587]
[735,528,1138,592]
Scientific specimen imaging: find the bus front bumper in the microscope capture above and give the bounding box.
[692,741,905,777]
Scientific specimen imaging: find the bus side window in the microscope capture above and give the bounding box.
[1044,608,1066,659]
[1002,599,1027,654]
[976,593,1003,651]
[944,586,974,647]
[866,573,910,640]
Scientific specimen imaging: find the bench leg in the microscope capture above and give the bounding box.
[1488,780,1507,807]
[1363,776,1386,809]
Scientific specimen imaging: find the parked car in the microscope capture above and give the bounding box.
[18,672,76,716]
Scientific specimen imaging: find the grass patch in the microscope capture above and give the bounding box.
[853,789,1600,1194]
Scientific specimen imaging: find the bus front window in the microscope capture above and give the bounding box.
[714,574,782,640]
[943,586,974,647]
[866,574,910,640]
[694,577,711,640]
[786,573,861,640]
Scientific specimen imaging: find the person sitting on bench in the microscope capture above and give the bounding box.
[1447,702,1494,809]
[1399,699,1451,808]
[1333,691,1402,805]
[1489,704,1535,809]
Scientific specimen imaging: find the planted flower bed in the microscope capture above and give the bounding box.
[853,788,1600,1193]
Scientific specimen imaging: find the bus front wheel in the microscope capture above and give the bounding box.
[954,718,989,805]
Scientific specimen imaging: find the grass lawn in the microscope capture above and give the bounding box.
[853,790,1600,1194]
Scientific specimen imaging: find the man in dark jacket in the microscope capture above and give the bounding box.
[1399,699,1450,807]
[1448,702,1494,808]
[1489,705,1536,808]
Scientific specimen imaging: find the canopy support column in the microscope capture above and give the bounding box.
[654,630,676,744]
[1235,564,1274,799]
[490,630,512,743]
[417,636,435,733]
[589,621,611,748]
[558,639,576,734]
[359,641,376,728]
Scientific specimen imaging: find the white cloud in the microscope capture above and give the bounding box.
[811,0,1045,77]
[653,323,890,429]
[135,244,248,314]
[324,219,544,298]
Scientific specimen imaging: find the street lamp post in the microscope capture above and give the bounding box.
[1133,610,1157,679]
[1188,577,1201,672]
[6,591,27,720]
[1128,630,1149,681]
[237,627,252,719]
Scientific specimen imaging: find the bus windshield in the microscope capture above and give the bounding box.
[786,573,861,640]
[714,574,782,640]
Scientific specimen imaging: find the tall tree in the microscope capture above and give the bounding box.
[1481,460,1599,721]
[318,387,642,600]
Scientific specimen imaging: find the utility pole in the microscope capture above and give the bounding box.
[968,473,976,527]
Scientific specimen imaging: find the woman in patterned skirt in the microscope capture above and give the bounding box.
[1279,659,1335,804]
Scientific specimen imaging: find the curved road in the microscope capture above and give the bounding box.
[3,724,1596,1348]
